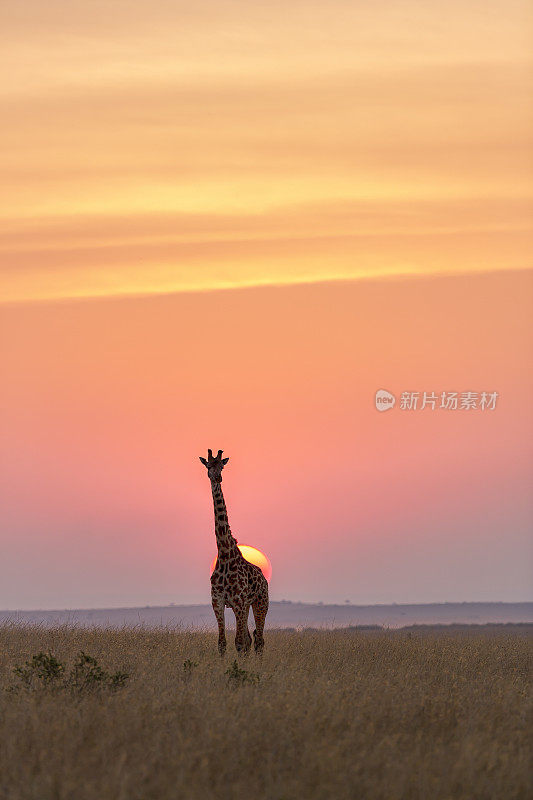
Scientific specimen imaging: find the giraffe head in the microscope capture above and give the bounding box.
[199,449,229,483]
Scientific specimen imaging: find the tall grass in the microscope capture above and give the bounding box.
[0,624,530,800]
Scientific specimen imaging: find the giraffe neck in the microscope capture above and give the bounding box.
[210,480,241,561]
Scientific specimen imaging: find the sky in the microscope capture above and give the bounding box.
[0,0,532,608]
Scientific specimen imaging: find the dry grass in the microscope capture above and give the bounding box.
[0,624,531,800]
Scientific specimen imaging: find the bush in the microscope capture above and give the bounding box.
[224,659,260,687]
[13,651,64,689]
[11,651,129,694]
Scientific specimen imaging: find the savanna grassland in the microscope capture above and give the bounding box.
[0,624,530,800]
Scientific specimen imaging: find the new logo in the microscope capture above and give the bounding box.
[375,389,396,412]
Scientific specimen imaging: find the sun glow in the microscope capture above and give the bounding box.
[211,545,272,582]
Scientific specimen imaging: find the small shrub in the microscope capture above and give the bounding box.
[182,659,198,681]
[11,651,129,694]
[110,671,129,689]
[225,660,260,688]
[13,652,65,689]
[69,651,108,691]
[68,651,128,693]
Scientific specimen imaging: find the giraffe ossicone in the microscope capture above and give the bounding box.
[199,448,269,656]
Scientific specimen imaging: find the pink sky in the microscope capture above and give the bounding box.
[1,270,531,608]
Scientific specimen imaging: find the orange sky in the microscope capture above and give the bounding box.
[1,0,532,301]
[0,1,532,607]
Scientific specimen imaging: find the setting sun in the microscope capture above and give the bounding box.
[210,546,272,582]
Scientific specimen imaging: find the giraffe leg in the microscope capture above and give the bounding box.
[211,595,226,656]
[252,593,268,654]
[244,604,252,652]
[234,604,252,655]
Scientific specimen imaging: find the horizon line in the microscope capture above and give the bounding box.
[3,599,532,614]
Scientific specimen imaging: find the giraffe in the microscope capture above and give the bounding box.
[199,449,269,656]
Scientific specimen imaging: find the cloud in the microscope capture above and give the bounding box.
[0,0,531,300]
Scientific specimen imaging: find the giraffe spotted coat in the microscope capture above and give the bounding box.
[200,449,269,655]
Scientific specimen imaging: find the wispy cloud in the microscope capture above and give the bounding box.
[1,0,531,300]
